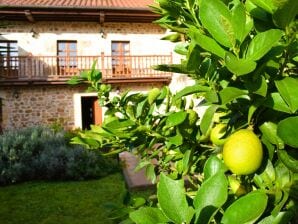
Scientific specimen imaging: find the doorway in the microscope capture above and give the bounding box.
[81,96,102,130]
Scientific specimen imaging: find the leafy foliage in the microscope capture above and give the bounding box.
[0,126,119,185]
[69,0,298,223]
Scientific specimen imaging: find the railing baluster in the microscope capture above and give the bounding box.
[0,54,173,83]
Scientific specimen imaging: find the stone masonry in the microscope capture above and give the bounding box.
[0,85,85,130]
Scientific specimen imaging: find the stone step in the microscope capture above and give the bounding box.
[119,151,155,190]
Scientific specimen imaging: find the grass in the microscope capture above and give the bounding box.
[0,172,130,224]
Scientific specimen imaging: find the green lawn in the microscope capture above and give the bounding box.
[0,173,129,224]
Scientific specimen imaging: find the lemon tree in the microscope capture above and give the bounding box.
[69,0,298,223]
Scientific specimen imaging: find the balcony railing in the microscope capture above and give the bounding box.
[0,53,172,84]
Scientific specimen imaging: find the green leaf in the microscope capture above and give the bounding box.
[136,99,149,118]
[245,75,268,97]
[203,155,227,180]
[131,197,147,208]
[245,29,283,61]
[146,164,157,183]
[264,92,292,113]
[186,43,201,71]
[166,111,187,127]
[200,105,219,135]
[225,52,257,76]
[245,0,271,21]
[250,0,276,14]
[167,132,183,146]
[204,90,219,103]
[182,150,192,175]
[273,0,298,29]
[173,85,210,101]
[153,63,190,74]
[219,87,249,105]
[134,160,151,172]
[260,122,284,149]
[231,1,248,43]
[258,211,295,224]
[70,136,91,149]
[199,0,235,48]
[105,119,135,130]
[221,191,268,224]
[159,0,181,17]
[67,76,82,85]
[278,150,298,173]
[277,116,298,148]
[254,159,276,188]
[158,173,194,224]
[129,207,170,224]
[194,172,228,224]
[248,102,259,124]
[188,27,226,58]
[161,33,182,42]
[275,77,298,113]
[275,161,290,188]
[174,42,189,55]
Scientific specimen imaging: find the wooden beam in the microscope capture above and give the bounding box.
[24,10,35,22]
[99,11,105,24]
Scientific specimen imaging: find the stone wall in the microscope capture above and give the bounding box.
[0,85,85,130]
[0,83,167,131]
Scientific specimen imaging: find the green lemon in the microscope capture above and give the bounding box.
[148,88,160,105]
[210,123,227,146]
[223,129,263,175]
[180,109,198,136]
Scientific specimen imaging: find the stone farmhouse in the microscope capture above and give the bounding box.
[0,0,190,132]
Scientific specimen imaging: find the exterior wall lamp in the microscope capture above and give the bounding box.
[30,28,38,38]
[12,89,20,99]
[99,28,106,39]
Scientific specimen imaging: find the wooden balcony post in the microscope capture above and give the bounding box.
[101,52,105,78]
[28,54,33,80]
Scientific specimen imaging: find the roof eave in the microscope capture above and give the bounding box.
[0,6,159,23]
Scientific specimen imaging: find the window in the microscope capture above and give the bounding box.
[57,41,77,75]
[0,41,18,77]
[111,41,131,75]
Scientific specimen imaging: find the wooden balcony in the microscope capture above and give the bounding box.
[0,53,172,85]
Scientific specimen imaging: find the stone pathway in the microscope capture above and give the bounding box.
[119,151,155,190]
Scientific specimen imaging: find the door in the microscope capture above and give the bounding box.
[111,41,131,76]
[81,96,102,130]
[93,99,102,125]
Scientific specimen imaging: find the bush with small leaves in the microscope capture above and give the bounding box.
[0,126,119,185]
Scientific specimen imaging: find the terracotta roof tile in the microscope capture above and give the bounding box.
[1,0,154,9]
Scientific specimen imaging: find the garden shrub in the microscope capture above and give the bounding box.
[0,126,119,185]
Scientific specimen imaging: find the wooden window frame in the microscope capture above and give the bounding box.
[111,41,131,75]
[57,40,77,76]
[0,41,18,77]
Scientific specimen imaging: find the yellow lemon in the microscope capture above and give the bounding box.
[223,129,263,175]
